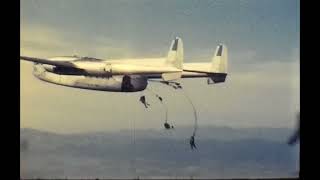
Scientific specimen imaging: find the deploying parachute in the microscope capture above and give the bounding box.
[139,81,198,150]
[145,88,174,130]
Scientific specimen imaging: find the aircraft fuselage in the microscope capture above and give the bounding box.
[33,64,148,92]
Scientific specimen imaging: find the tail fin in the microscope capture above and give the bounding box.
[211,44,228,73]
[162,37,183,81]
[166,37,184,69]
[208,44,228,84]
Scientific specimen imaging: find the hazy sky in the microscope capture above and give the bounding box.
[20,0,300,133]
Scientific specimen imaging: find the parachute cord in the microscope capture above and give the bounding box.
[146,87,178,175]
[151,80,198,148]
[180,88,198,137]
[158,81,198,138]
[161,100,168,124]
[146,88,168,124]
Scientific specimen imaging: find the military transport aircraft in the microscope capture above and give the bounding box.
[20,37,228,92]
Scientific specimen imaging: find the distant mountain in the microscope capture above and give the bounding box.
[20,126,298,179]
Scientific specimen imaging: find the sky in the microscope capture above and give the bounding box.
[20,0,300,133]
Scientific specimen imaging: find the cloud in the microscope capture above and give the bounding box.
[20,25,136,58]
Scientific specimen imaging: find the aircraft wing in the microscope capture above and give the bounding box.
[20,56,76,68]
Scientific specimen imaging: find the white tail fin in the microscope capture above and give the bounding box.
[211,44,228,73]
[166,37,183,69]
[162,37,183,81]
[207,44,228,84]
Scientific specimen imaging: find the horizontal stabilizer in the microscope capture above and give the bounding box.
[207,73,227,84]
[162,72,182,81]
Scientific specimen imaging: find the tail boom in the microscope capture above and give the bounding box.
[181,44,228,84]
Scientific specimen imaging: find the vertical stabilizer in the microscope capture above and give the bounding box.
[162,37,183,81]
[207,44,228,84]
[211,44,228,73]
[166,37,184,69]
